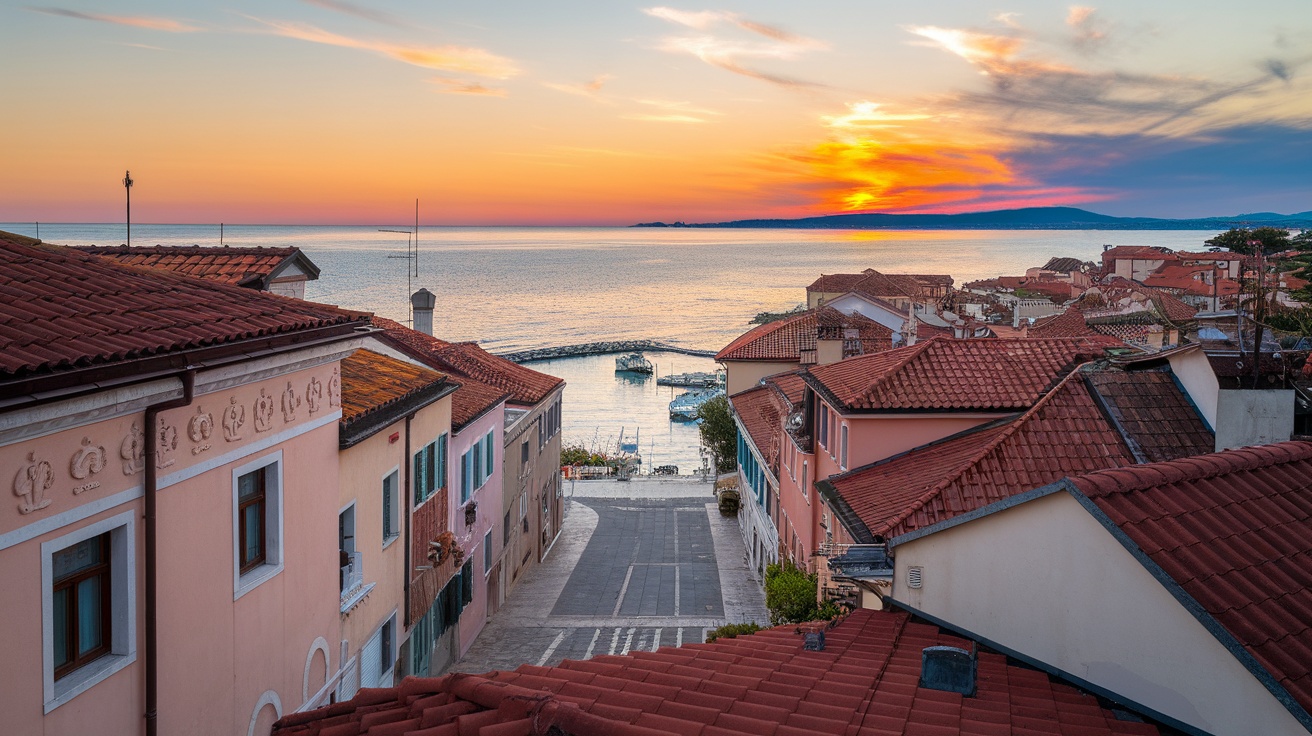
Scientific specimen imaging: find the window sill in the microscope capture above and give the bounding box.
[382,533,400,551]
[45,650,136,713]
[235,561,284,601]
[340,581,376,615]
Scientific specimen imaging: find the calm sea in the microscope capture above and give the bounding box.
[3,223,1219,470]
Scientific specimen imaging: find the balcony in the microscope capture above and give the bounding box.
[340,550,374,614]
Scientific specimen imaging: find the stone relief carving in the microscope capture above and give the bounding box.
[280,381,301,423]
[254,389,275,433]
[156,422,179,469]
[305,376,324,415]
[120,423,145,475]
[327,368,341,408]
[188,407,214,455]
[222,397,246,442]
[14,452,54,515]
[70,436,107,494]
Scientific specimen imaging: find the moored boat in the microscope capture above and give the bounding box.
[615,352,654,374]
[669,387,724,420]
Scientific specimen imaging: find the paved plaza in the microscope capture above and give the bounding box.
[450,477,769,674]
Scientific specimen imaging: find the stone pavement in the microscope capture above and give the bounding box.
[449,477,769,674]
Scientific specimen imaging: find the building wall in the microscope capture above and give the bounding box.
[824,293,906,333]
[1215,389,1294,451]
[835,412,1000,479]
[734,417,779,580]
[891,491,1307,736]
[723,361,797,397]
[776,437,815,570]
[446,403,504,662]
[0,357,348,736]
[500,386,564,604]
[1166,349,1219,430]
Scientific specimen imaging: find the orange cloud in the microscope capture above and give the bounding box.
[28,7,199,32]
[250,18,518,78]
[429,77,506,96]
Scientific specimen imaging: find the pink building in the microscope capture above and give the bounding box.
[0,232,369,735]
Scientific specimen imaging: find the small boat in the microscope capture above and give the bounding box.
[615,352,654,374]
[669,387,724,421]
[656,370,725,388]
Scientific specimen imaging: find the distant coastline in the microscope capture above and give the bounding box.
[632,206,1312,230]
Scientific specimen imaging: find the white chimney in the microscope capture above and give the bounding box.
[411,288,436,335]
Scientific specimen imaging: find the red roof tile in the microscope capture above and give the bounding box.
[339,349,447,424]
[0,232,367,384]
[1081,368,1214,463]
[716,307,894,362]
[765,370,807,408]
[1027,308,1096,338]
[808,270,953,298]
[275,609,1158,736]
[1074,441,1312,720]
[372,317,561,407]
[1101,246,1176,263]
[731,386,785,474]
[826,369,1138,540]
[71,244,319,287]
[806,337,1118,412]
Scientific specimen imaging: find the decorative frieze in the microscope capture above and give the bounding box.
[327,368,341,408]
[305,376,324,415]
[70,437,107,495]
[254,389,275,433]
[280,381,301,423]
[188,407,214,455]
[222,397,246,442]
[156,422,179,469]
[120,423,145,475]
[14,452,54,515]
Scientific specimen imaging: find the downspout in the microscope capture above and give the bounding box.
[144,369,196,736]
[403,414,413,629]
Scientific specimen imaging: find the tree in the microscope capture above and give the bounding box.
[1204,227,1292,254]
[696,394,737,474]
[764,562,821,625]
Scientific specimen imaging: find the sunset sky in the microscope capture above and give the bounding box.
[2,1,1311,225]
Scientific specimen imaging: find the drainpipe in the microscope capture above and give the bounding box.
[144,370,195,736]
[403,414,413,629]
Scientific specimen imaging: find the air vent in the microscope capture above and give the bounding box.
[907,566,923,589]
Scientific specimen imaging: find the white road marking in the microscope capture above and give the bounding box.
[537,630,568,667]
[652,628,662,651]
[608,627,622,655]
[674,565,681,616]
[583,628,602,660]
[676,627,683,647]
[613,565,635,616]
[701,627,711,644]
[620,627,637,655]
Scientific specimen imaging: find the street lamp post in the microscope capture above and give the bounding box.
[123,170,134,246]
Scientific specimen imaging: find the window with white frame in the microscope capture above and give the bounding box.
[361,613,396,689]
[413,434,446,506]
[819,404,829,448]
[801,461,808,499]
[484,430,495,479]
[840,424,848,470]
[382,469,400,546]
[42,510,136,713]
[233,452,284,599]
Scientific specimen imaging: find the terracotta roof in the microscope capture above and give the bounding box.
[1074,441,1312,720]
[1143,265,1240,297]
[730,386,784,474]
[1028,307,1096,338]
[809,269,953,298]
[449,375,509,431]
[806,337,1117,412]
[1077,279,1198,324]
[764,370,807,407]
[274,608,1160,736]
[0,232,368,383]
[1178,251,1247,261]
[1018,280,1077,302]
[339,349,447,424]
[72,243,319,288]
[1042,256,1087,272]
[964,276,1028,291]
[372,317,561,406]
[823,369,1139,540]
[715,307,893,362]
[1081,367,1215,463]
[1101,246,1176,262]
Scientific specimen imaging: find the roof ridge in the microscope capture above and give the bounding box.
[874,365,1095,536]
[1077,440,1312,497]
[842,337,939,402]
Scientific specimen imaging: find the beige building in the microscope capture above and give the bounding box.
[887,442,1312,736]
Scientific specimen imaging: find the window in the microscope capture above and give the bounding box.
[819,405,829,448]
[483,529,493,573]
[521,440,529,465]
[801,461,808,499]
[460,450,471,504]
[484,430,495,478]
[840,425,848,470]
[233,453,283,599]
[362,613,396,689]
[42,511,135,713]
[519,491,527,520]
[382,469,399,545]
[52,534,110,680]
[413,435,446,506]
[238,467,267,573]
[503,511,511,545]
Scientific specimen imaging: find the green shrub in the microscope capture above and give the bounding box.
[704,622,762,643]
[764,561,849,625]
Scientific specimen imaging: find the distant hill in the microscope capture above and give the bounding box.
[632,206,1312,230]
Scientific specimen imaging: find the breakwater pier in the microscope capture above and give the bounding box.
[498,340,717,364]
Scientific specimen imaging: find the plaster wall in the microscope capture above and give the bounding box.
[1166,349,1219,430]
[500,386,564,599]
[1215,389,1294,451]
[724,361,797,397]
[448,403,504,660]
[776,440,815,568]
[892,491,1307,736]
[824,293,906,333]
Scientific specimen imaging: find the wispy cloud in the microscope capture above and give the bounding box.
[298,0,403,28]
[635,98,722,117]
[1066,6,1108,53]
[644,6,827,89]
[27,6,199,32]
[248,18,518,78]
[543,74,615,100]
[623,113,707,123]
[430,77,506,96]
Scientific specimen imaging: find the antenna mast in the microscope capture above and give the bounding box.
[382,199,420,325]
[123,170,133,246]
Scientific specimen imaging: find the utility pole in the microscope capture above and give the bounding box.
[1250,240,1267,390]
[123,170,134,246]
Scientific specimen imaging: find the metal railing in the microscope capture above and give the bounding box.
[340,551,364,598]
